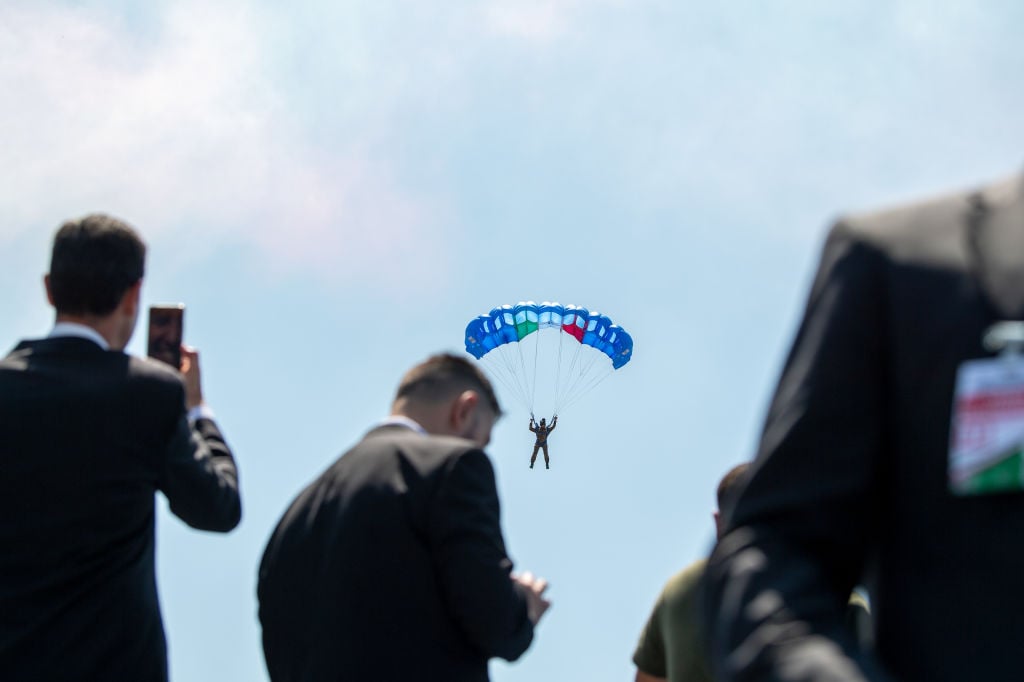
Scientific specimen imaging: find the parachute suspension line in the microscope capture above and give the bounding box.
[556,331,581,414]
[508,342,533,410]
[552,332,565,415]
[556,339,586,413]
[530,333,541,415]
[493,343,531,411]
[558,367,614,413]
[558,347,603,408]
[489,346,515,401]
[483,350,522,410]
[554,346,613,412]
[513,335,534,415]
[552,328,568,415]
[486,368,520,408]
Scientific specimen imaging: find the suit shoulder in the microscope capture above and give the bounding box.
[339,429,491,481]
[421,436,496,478]
[0,343,31,369]
[125,354,186,400]
[403,434,494,481]
[369,428,485,459]
[424,434,489,458]
[127,354,182,382]
[833,173,1021,268]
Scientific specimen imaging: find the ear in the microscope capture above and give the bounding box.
[44,274,54,306]
[120,280,142,317]
[450,390,479,431]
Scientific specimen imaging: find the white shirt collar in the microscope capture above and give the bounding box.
[378,415,428,435]
[48,322,110,350]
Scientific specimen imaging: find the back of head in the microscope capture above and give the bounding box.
[395,353,501,416]
[48,214,146,317]
[716,462,750,513]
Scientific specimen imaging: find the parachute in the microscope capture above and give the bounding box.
[464,301,633,417]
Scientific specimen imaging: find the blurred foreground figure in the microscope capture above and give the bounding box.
[258,353,550,682]
[634,464,872,682]
[703,172,1024,681]
[0,214,241,680]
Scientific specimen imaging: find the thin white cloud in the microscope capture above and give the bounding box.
[4,0,1021,284]
[482,0,625,42]
[0,1,447,292]
[483,1,580,42]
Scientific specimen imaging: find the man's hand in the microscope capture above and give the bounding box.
[512,571,551,625]
[180,346,205,409]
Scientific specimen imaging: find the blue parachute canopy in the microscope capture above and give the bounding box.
[464,302,632,369]
[464,301,633,414]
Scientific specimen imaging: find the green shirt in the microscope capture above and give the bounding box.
[634,559,874,681]
[633,559,712,682]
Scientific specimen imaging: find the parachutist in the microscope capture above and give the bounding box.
[529,416,557,469]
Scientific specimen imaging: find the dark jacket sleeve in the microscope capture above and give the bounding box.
[702,224,892,681]
[159,414,241,532]
[428,448,534,661]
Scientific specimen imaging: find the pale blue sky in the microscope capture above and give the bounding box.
[2,2,1022,680]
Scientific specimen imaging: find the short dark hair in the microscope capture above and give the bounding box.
[396,353,501,416]
[716,463,750,512]
[48,214,146,316]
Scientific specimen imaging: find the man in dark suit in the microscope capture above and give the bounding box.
[258,353,551,682]
[0,214,242,680]
[703,172,1024,681]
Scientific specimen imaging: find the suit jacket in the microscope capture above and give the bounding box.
[703,173,1024,681]
[258,424,534,682]
[0,336,241,681]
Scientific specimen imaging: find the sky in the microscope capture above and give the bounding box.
[2,1,1023,680]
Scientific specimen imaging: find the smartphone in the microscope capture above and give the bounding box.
[147,304,185,369]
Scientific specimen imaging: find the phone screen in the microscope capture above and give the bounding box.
[147,304,185,368]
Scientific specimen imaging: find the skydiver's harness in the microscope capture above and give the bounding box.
[530,418,555,445]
